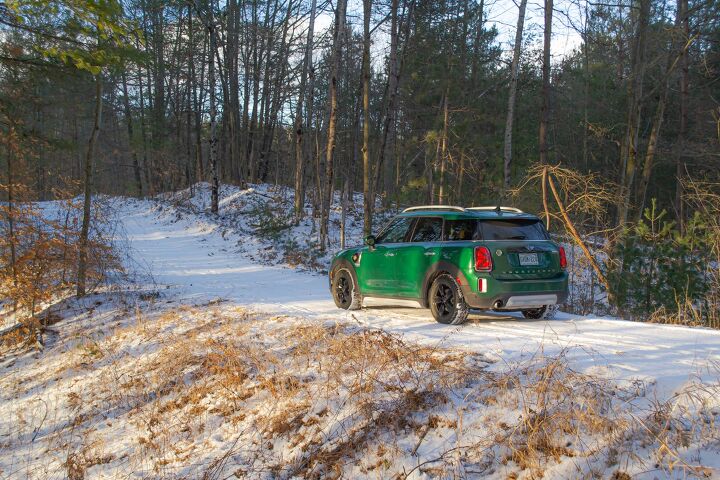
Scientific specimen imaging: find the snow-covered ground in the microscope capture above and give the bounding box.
[131,185,720,396]
[2,184,720,479]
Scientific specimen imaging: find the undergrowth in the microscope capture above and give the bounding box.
[2,302,718,479]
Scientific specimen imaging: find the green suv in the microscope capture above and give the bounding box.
[329,206,568,325]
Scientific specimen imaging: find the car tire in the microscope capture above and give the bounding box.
[429,274,469,325]
[331,267,362,310]
[521,305,556,320]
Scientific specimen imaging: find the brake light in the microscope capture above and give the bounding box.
[474,246,493,271]
[559,246,567,269]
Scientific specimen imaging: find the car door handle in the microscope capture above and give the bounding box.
[385,252,396,257]
[424,251,436,256]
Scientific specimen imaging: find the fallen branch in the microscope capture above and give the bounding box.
[546,173,611,294]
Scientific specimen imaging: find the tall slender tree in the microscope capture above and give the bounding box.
[361,0,372,235]
[503,0,528,191]
[320,0,347,250]
[538,0,553,166]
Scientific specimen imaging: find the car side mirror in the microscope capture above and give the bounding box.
[365,235,376,247]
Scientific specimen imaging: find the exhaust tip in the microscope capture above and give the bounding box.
[494,300,503,309]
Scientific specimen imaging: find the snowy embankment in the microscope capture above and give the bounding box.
[1,183,720,479]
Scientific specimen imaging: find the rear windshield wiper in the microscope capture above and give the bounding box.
[505,235,527,240]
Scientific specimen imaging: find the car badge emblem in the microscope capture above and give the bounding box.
[495,249,503,256]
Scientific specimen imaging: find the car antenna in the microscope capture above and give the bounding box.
[495,205,502,215]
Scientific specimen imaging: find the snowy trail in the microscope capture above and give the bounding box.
[123,199,720,397]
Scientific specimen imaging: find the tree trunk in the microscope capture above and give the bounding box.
[77,76,103,297]
[374,0,412,200]
[320,0,347,250]
[502,0,527,190]
[675,0,689,232]
[635,83,668,219]
[617,0,650,227]
[208,7,219,214]
[136,56,152,195]
[293,0,317,219]
[341,178,349,249]
[361,0,372,236]
[121,71,143,196]
[538,0,553,166]
[541,166,550,230]
[438,91,449,204]
[5,127,17,287]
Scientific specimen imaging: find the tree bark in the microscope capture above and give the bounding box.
[77,76,103,297]
[121,71,143,196]
[373,0,412,198]
[502,0,527,191]
[294,0,317,219]
[675,0,689,232]
[5,127,17,287]
[538,0,553,166]
[341,178,349,249]
[320,0,347,250]
[208,4,219,214]
[361,0,372,236]
[635,84,668,220]
[541,166,550,230]
[438,91,449,204]
[617,0,650,227]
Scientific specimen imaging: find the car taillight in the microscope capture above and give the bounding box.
[474,246,493,271]
[559,246,567,269]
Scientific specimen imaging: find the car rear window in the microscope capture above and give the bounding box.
[479,219,549,240]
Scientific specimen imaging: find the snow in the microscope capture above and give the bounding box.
[2,183,720,479]
[125,186,720,396]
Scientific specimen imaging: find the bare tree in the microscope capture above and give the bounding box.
[320,0,347,250]
[208,0,219,214]
[361,0,372,235]
[121,71,143,196]
[675,0,689,231]
[502,0,528,191]
[617,0,651,227]
[77,76,102,296]
[293,0,317,219]
[538,0,553,166]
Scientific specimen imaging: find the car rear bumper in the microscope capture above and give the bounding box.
[460,274,568,310]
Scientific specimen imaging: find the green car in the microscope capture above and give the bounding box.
[329,205,568,325]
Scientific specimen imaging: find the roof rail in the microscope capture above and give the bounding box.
[402,205,466,213]
[467,206,524,214]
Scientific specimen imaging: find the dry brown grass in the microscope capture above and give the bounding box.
[473,352,631,478]
[3,303,719,479]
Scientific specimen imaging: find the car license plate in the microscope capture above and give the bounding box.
[518,253,539,266]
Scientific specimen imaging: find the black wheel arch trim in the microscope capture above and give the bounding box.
[420,261,469,308]
[330,258,361,295]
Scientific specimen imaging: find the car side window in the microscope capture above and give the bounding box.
[445,219,480,241]
[376,217,414,244]
[411,217,443,242]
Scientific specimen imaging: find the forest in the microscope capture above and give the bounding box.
[0,0,719,324]
[4,0,720,477]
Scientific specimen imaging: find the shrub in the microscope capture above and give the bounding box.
[0,184,121,341]
[608,200,712,323]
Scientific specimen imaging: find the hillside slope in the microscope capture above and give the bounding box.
[1,184,719,479]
